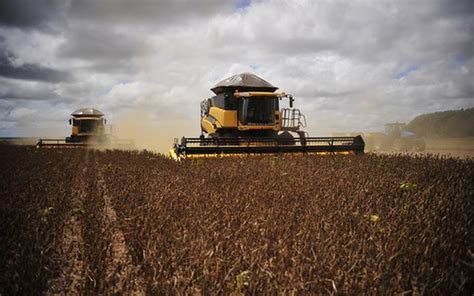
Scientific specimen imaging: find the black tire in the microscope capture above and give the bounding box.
[277,131,295,145]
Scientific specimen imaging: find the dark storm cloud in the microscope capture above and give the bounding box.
[68,0,234,26]
[57,25,148,64]
[0,77,62,101]
[438,0,474,17]
[0,49,72,83]
[0,0,66,30]
[0,0,234,32]
[0,90,57,101]
[55,1,237,73]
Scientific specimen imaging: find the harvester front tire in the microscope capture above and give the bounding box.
[277,131,295,146]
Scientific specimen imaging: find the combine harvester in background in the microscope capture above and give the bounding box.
[170,73,364,159]
[37,108,134,149]
[365,123,425,152]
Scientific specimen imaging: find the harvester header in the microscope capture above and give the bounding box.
[170,73,365,160]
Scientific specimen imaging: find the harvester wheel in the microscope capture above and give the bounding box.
[277,131,295,146]
[393,139,413,152]
[297,131,307,146]
[414,139,426,152]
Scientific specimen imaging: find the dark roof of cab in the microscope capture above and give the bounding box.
[71,108,104,117]
[211,72,278,94]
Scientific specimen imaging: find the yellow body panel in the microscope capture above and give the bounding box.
[274,111,281,129]
[72,126,79,136]
[201,118,217,134]
[208,107,237,128]
[237,125,277,131]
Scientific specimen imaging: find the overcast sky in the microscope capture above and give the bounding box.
[0,0,473,142]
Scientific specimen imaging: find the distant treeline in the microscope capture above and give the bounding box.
[406,108,474,137]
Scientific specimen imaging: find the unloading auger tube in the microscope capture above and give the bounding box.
[170,136,365,160]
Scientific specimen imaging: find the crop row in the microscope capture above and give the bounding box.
[0,146,85,294]
[0,145,472,294]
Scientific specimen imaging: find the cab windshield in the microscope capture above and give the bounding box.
[79,119,101,133]
[239,97,277,125]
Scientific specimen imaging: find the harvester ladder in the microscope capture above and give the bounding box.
[281,108,306,131]
[105,125,115,136]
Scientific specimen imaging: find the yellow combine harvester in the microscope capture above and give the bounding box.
[170,73,364,159]
[36,108,133,148]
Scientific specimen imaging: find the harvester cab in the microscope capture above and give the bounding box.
[200,89,306,138]
[67,108,108,143]
[383,122,425,151]
[37,108,134,148]
[384,123,406,138]
[170,73,365,159]
[363,122,425,152]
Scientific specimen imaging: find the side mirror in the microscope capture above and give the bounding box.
[69,119,72,125]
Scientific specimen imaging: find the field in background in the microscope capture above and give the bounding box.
[0,137,39,146]
[424,137,474,156]
[0,146,473,294]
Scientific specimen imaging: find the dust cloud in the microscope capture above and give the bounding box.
[111,109,195,154]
